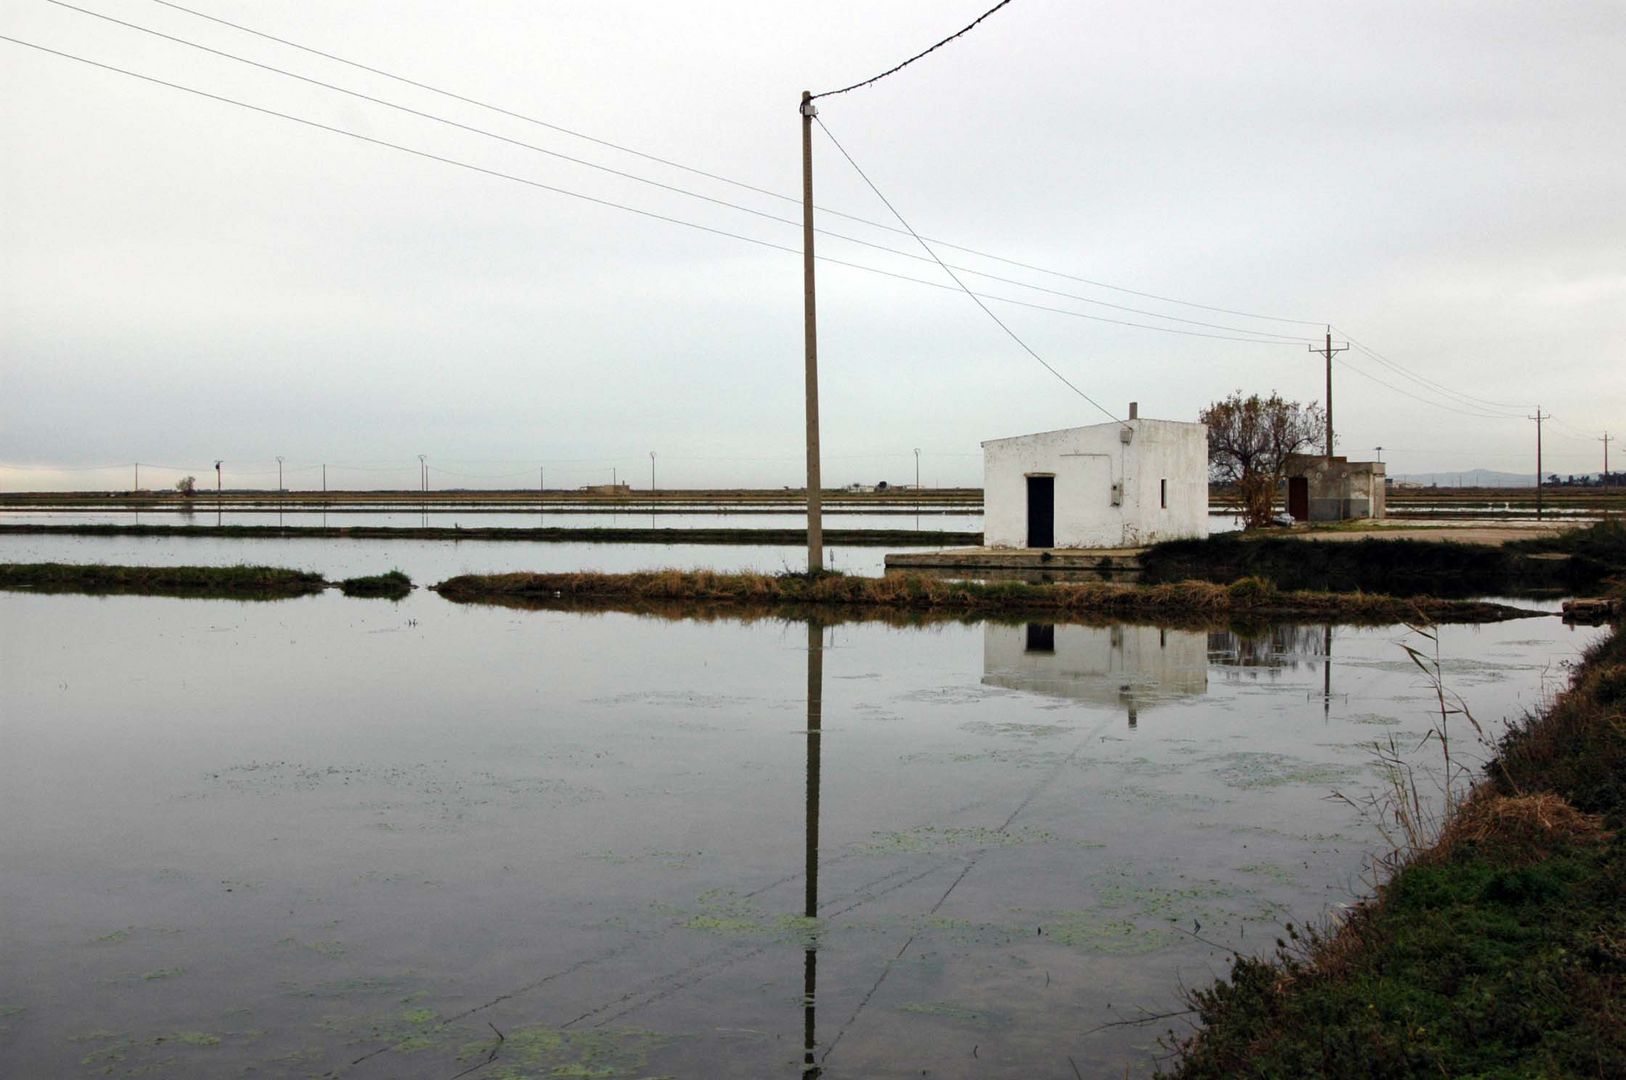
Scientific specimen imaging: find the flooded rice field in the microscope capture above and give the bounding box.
[0,510,988,532]
[0,583,1601,1078]
[0,532,895,580]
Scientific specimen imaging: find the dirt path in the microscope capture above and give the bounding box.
[1292,522,1564,546]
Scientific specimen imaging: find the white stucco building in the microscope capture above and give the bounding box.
[982,409,1209,549]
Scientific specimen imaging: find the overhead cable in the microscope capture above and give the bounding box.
[1336,330,1528,412]
[1334,356,1522,420]
[817,116,1119,422]
[0,35,1305,346]
[811,0,1017,100]
[139,0,1322,327]
[42,0,1319,343]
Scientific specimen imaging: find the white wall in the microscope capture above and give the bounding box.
[982,419,1208,548]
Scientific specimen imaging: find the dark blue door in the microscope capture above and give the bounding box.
[1026,476,1054,548]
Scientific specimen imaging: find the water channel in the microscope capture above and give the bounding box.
[0,572,1600,1077]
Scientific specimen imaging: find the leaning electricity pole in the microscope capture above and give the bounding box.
[1529,408,1550,520]
[1308,327,1349,459]
[800,90,823,573]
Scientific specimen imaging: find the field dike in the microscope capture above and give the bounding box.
[1142,519,1626,597]
[0,564,412,601]
[430,570,1542,624]
[1166,614,1626,1078]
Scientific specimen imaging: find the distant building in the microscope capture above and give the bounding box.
[981,406,1209,549]
[579,483,632,496]
[1284,455,1386,522]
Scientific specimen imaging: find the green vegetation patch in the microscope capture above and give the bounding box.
[1041,910,1181,955]
[0,562,326,599]
[1168,622,1626,1078]
[1144,519,1626,598]
[458,1023,666,1080]
[338,569,413,598]
[900,1000,1003,1023]
[677,890,824,946]
[431,568,1537,623]
[858,824,1055,855]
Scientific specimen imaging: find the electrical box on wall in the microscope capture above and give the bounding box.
[1110,481,1123,506]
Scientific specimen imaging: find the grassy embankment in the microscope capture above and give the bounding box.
[432,569,1537,624]
[1167,613,1626,1078]
[0,563,414,600]
[1143,519,1626,597]
[0,562,328,599]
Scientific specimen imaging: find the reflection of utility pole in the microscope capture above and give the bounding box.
[1528,408,1550,520]
[1308,327,1349,459]
[800,90,824,573]
[803,619,823,1078]
[1322,624,1333,721]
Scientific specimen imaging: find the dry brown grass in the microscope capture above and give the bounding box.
[1430,792,1611,866]
[431,569,1537,624]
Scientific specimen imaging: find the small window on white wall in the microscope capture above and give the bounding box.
[1160,479,1167,509]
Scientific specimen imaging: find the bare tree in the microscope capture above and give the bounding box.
[175,475,197,497]
[1202,392,1324,528]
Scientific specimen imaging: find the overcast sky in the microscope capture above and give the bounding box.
[3,0,1623,491]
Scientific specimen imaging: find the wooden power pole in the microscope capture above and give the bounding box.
[800,91,824,572]
[1529,407,1550,520]
[1309,327,1348,459]
[1601,431,1613,484]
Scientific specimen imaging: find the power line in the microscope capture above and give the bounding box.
[1336,331,1527,412]
[0,34,1308,346]
[141,0,1324,328]
[812,0,1018,100]
[53,1,1315,342]
[1334,356,1523,420]
[43,1,1318,342]
[817,116,1118,422]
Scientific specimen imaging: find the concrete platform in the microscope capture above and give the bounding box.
[885,545,1147,580]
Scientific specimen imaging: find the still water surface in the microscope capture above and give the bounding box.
[0,588,1599,1077]
[0,533,894,580]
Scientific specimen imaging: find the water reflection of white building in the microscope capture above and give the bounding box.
[982,623,1208,724]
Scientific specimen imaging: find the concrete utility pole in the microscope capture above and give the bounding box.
[133,462,139,491]
[650,451,656,494]
[1308,327,1349,459]
[1601,432,1613,484]
[322,464,327,492]
[800,90,824,573]
[914,447,921,492]
[276,455,284,492]
[1529,408,1550,520]
[418,454,427,493]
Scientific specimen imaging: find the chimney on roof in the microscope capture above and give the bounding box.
[1128,402,1138,419]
